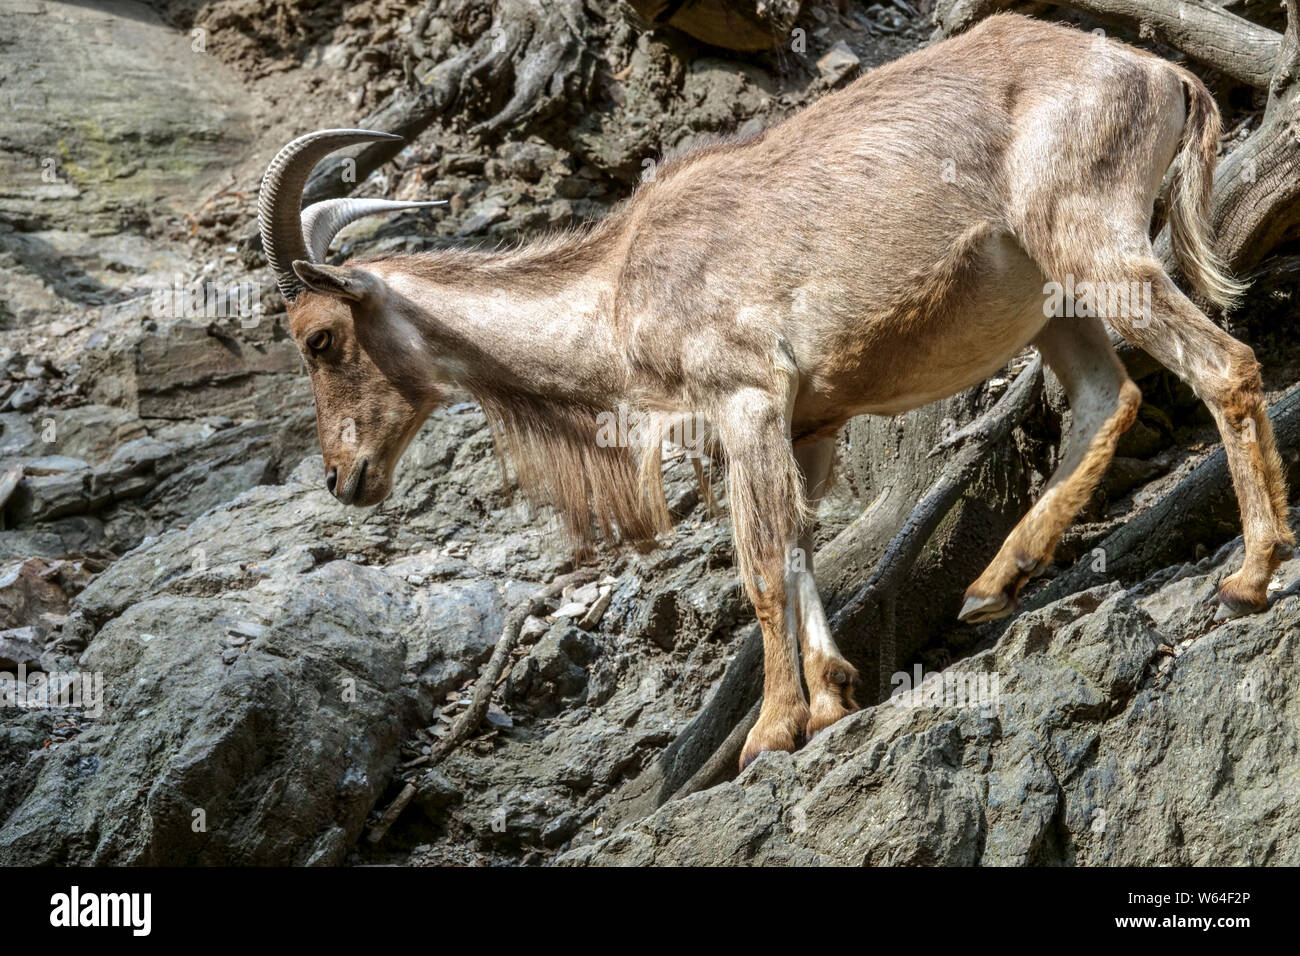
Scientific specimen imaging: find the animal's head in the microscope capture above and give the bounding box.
[259,130,446,506]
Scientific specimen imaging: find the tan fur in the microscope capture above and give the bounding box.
[468,385,671,553]
[280,15,1291,769]
[1169,69,1248,310]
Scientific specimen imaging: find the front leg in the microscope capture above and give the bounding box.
[743,545,811,766]
[711,374,812,769]
[792,438,859,736]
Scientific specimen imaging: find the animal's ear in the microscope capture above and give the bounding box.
[291,261,381,303]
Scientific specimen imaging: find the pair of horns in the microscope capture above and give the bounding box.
[258,129,446,301]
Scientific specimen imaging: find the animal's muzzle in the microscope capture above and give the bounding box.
[329,459,368,505]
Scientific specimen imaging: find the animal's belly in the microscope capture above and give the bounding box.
[850,308,1044,415]
[796,229,1051,424]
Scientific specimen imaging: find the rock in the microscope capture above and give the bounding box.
[6,452,161,525]
[565,546,1300,865]
[519,615,549,645]
[553,601,588,619]
[1100,454,1164,500]
[6,383,43,413]
[0,626,44,670]
[578,586,613,630]
[493,142,559,182]
[0,558,71,629]
[78,320,306,421]
[0,0,252,234]
[0,466,21,513]
[0,519,105,564]
[505,623,597,715]
[0,419,530,863]
[21,456,89,477]
[817,41,861,86]
[0,560,409,865]
[415,767,462,815]
[457,202,508,237]
[404,579,506,708]
[634,589,680,650]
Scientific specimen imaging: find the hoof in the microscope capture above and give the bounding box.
[807,696,857,740]
[739,707,807,771]
[806,656,859,739]
[959,591,1015,624]
[1215,584,1267,621]
[959,547,1049,624]
[1216,566,1270,620]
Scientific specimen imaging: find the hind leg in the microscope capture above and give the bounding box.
[1111,261,1293,614]
[961,315,1142,622]
[791,438,858,735]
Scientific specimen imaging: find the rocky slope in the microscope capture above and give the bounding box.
[563,529,1300,865]
[2,0,1297,866]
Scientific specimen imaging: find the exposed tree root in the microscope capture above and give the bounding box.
[303,0,597,204]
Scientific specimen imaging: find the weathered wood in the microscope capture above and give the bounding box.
[627,1,802,51]
[936,0,1281,88]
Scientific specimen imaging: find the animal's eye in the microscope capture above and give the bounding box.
[306,330,332,353]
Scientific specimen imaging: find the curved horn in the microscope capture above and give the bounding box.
[258,129,405,301]
[300,197,447,263]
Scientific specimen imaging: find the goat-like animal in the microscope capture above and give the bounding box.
[259,15,1293,768]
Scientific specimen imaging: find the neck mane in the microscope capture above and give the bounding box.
[362,215,675,552]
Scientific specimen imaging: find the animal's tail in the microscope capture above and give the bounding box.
[1167,68,1246,311]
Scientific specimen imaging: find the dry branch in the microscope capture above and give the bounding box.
[366,566,598,843]
[935,0,1281,88]
[428,566,598,766]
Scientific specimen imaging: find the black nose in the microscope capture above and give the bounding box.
[325,467,338,494]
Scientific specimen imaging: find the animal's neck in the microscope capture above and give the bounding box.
[375,225,628,410]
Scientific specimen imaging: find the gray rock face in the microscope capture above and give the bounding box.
[0,560,407,865]
[0,448,516,864]
[562,541,1300,866]
[0,0,251,235]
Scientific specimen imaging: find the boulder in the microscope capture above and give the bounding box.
[0,449,510,864]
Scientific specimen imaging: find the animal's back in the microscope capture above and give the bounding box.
[615,14,1185,424]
